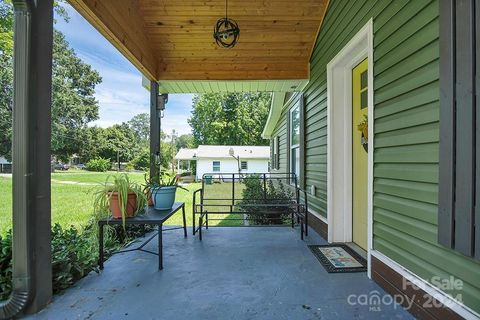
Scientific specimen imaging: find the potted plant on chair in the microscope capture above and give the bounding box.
[93,173,147,227]
[149,172,188,210]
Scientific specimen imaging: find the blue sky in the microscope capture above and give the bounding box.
[54,4,194,135]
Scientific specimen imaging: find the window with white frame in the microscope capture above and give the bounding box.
[241,161,248,170]
[290,104,300,185]
[212,161,220,172]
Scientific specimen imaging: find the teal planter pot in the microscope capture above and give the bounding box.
[151,186,177,210]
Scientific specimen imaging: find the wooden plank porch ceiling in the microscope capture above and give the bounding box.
[67,0,328,84]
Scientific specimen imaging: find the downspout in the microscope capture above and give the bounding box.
[0,0,32,318]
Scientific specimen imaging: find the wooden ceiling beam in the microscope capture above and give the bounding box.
[141,15,324,22]
[68,0,158,80]
[156,49,310,58]
[149,43,312,52]
[68,0,328,82]
[158,57,309,64]
[156,69,309,81]
[144,20,320,30]
[158,61,308,73]
[147,34,316,43]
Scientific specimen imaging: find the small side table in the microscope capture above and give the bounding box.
[98,202,186,270]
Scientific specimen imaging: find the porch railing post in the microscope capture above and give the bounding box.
[149,81,160,180]
[231,174,235,213]
[1,0,54,317]
[27,2,54,312]
[263,173,267,201]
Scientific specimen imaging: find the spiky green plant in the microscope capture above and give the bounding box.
[93,173,147,228]
[143,171,188,191]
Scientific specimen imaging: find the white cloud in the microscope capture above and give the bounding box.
[161,113,192,136]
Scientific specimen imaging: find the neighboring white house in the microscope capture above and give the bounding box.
[0,156,12,173]
[174,145,270,181]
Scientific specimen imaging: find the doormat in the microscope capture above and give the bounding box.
[308,244,367,273]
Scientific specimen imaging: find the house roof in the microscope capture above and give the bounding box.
[0,156,10,164]
[174,145,270,160]
[175,148,198,160]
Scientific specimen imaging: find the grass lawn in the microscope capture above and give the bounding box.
[0,171,245,235]
[51,170,145,184]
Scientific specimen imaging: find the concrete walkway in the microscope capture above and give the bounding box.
[31,227,413,320]
[1,174,97,186]
[50,179,97,186]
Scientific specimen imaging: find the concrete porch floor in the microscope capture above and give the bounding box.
[31,227,413,320]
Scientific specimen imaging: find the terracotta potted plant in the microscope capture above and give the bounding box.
[94,173,147,227]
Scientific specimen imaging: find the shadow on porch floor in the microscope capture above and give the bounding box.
[31,227,413,320]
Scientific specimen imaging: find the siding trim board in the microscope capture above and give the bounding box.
[299,94,306,189]
[438,0,478,259]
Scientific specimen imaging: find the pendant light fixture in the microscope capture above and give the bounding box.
[213,0,240,48]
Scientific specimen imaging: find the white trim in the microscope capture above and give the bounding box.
[212,160,221,172]
[326,20,374,276]
[289,102,301,186]
[289,102,301,149]
[366,19,374,280]
[262,92,287,138]
[371,250,480,320]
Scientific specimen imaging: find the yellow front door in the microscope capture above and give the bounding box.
[352,59,368,250]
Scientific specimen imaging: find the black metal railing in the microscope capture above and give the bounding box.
[192,172,308,240]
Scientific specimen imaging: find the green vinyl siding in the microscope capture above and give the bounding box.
[372,0,480,312]
[268,0,480,312]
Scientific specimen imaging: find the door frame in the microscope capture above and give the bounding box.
[326,19,374,277]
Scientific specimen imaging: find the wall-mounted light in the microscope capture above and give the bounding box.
[157,94,168,111]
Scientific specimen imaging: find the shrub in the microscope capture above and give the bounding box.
[51,224,98,292]
[86,157,111,172]
[239,176,294,225]
[125,162,134,172]
[0,231,12,300]
[130,149,150,171]
[0,222,155,299]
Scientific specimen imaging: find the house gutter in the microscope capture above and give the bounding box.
[0,0,33,318]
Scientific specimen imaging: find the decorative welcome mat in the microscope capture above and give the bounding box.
[308,244,367,273]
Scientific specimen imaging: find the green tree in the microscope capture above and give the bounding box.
[101,123,139,163]
[77,126,107,162]
[130,148,150,171]
[51,31,101,162]
[188,93,271,146]
[160,140,175,171]
[175,134,195,150]
[0,1,101,162]
[128,113,150,147]
[0,1,14,160]
[0,1,13,56]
